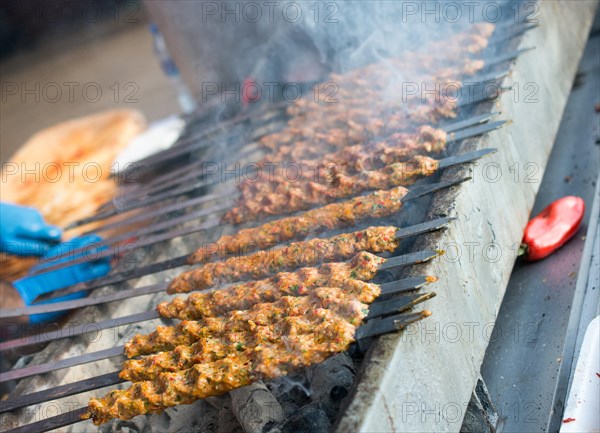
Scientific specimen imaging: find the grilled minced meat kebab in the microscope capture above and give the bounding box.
[224,155,438,224]
[168,226,399,294]
[86,289,371,424]
[267,97,459,161]
[190,188,408,264]
[263,26,494,160]
[123,285,380,380]
[261,58,489,160]
[283,24,494,118]
[165,252,384,319]
[252,125,447,187]
[126,287,369,357]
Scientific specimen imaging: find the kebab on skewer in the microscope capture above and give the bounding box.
[129,251,437,357]
[259,32,496,159]
[190,188,409,264]
[169,226,399,294]
[169,252,386,318]
[224,155,439,224]
[189,182,434,264]
[285,23,495,118]
[235,124,452,215]
[276,24,495,123]
[132,253,388,357]
[70,23,503,229]
[125,255,436,378]
[259,98,459,162]
[86,25,497,215]
[257,65,499,164]
[85,304,364,425]
[122,285,381,379]
[123,289,435,383]
[256,27,497,164]
[252,125,448,186]
[86,284,433,424]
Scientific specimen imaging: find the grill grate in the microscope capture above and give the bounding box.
[0,10,537,433]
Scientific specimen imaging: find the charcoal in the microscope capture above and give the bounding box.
[306,353,356,421]
[266,373,311,417]
[230,381,285,433]
[217,395,245,433]
[268,402,331,433]
[198,400,220,433]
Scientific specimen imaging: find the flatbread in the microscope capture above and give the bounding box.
[1,109,146,280]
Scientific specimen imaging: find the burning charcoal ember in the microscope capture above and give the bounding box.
[225,156,439,224]
[168,227,399,294]
[124,286,376,362]
[98,400,208,433]
[161,252,384,319]
[230,382,285,433]
[98,417,147,433]
[267,402,331,433]
[306,353,356,421]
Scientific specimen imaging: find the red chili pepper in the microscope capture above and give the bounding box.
[520,196,585,261]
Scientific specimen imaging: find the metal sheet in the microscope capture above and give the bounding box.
[480,18,600,432]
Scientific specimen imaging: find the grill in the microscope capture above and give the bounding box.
[0,1,597,432]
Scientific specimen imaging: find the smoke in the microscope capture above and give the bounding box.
[144,1,492,107]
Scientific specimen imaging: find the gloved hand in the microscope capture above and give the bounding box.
[13,235,111,324]
[0,202,62,256]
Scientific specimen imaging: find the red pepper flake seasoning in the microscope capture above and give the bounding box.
[562,418,576,424]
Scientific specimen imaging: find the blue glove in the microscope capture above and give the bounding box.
[1,202,62,256]
[13,235,111,324]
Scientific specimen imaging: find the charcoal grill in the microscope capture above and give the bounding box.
[0,1,597,432]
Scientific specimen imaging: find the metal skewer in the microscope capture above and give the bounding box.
[0,305,433,433]
[28,156,477,278]
[2,217,454,319]
[67,109,501,233]
[1,250,440,353]
[27,146,490,275]
[64,118,504,236]
[0,278,436,384]
[0,372,123,414]
[67,111,499,235]
[36,174,462,304]
[77,49,523,228]
[94,108,503,208]
[106,53,515,193]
